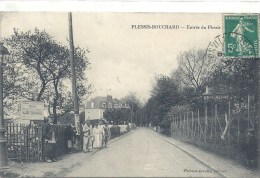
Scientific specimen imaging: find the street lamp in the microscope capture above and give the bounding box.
[0,40,10,169]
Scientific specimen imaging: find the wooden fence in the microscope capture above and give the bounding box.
[5,123,70,163]
[6,123,43,162]
[170,96,256,164]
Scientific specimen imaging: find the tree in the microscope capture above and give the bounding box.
[143,96,160,126]
[5,28,55,101]
[121,92,142,124]
[39,41,91,123]
[5,28,92,123]
[152,75,182,117]
[208,58,257,97]
[103,108,131,125]
[176,48,218,93]
[2,60,25,115]
[207,58,258,127]
[143,75,183,127]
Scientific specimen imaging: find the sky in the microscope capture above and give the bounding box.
[0,12,222,103]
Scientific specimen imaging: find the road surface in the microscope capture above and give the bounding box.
[66,128,220,177]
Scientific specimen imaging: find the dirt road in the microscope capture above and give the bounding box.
[66,128,220,177]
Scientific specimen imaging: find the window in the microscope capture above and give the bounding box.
[91,101,94,108]
[108,102,112,108]
[102,103,107,108]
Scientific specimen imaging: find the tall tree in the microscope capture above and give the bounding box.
[121,92,142,124]
[143,96,159,126]
[150,75,183,125]
[5,28,55,101]
[5,28,92,123]
[176,48,218,93]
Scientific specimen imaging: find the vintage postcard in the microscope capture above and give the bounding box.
[0,2,260,178]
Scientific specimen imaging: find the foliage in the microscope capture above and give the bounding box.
[159,118,171,136]
[142,75,183,127]
[57,111,85,125]
[5,28,55,101]
[208,58,257,99]
[103,108,131,125]
[110,125,120,138]
[4,28,92,123]
[121,92,142,124]
[152,75,183,122]
[143,96,160,126]
[176,48,218,93]
[143,47,258,137]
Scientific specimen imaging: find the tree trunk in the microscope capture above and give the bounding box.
[53,98,58,124]
[36,82,46,101]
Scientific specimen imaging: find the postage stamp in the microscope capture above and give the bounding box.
[223,14,259,58]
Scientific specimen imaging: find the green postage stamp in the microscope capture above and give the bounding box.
[224,14,259,58]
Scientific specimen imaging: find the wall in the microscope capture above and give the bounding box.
[85,108,105,120]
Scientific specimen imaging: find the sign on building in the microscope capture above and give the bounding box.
[19,101,44,120]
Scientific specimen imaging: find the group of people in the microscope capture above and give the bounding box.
[82,121,111,152]
[42,118,111,163]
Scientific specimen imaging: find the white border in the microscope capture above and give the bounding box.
[0,1,260,13]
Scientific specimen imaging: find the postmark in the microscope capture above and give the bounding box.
[206,32,257,62]
[223,14,259,58]
[206,34,225,62]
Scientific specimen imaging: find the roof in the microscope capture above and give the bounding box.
[85,95,131,109]
[85,95,113,109]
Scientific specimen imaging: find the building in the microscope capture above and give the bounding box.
[85,95,130,121]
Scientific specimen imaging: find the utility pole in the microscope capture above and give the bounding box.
[131,102,133,124]
[68,12,80,141]
[0,40,9,169]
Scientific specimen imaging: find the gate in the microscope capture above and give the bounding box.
[5,123,43,162]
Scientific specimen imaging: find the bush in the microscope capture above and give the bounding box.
[110,125,120,138]
[160,118,171,136]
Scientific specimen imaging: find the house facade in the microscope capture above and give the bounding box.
[85,95,130,121]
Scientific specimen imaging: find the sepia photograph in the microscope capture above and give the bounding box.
[0,2,260,177]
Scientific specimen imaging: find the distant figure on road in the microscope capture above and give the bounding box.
[93,122,104,149]
[82,120,92,152]
[103,123,111,148]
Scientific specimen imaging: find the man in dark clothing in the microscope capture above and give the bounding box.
[42,119,57,163]
[65,124,76,153]
[103,123,111,148]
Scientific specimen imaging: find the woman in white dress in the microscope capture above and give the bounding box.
[93,123,100,148]
[93,123,104,149]
[98,121,105,148]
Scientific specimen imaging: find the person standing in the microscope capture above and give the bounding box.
[103,123,111,148]
[98,121,105,148]
[42,119,57,163]
[82,121,91,152]
[93,122,104,149]
[93,123,101,149]
[65,124,75,153]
